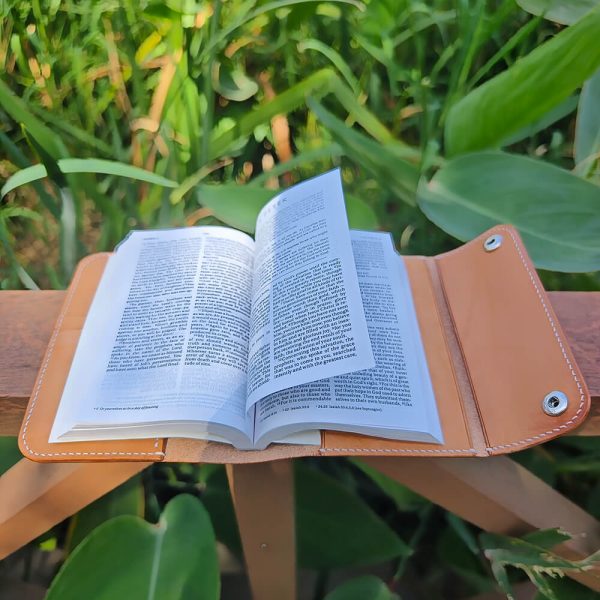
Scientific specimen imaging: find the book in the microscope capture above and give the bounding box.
[49,170,443,450]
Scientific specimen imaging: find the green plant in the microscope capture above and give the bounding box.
[1,0,600,597]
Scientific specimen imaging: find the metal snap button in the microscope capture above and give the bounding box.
[484,234,503,252]
[542,391,568,416]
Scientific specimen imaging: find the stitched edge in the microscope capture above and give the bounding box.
[318,226,587,457]
[20,254,165,459]
[483,227,586,452]
[320,447,476,454]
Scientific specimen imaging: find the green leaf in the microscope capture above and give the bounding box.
[575,68,600,175]
[0,207,42,221]
[481,531,600,571]
[500,95,578,147]
[482,529,600,600]
[309,101,420,206]
[489,559,513,598]
[445,6,600,156]
[202,464,408,570]
[201,0,365,63]
[437,527,494,593]
[46,495,219,600]
[533,577,600,600]
[0,437,22,475]
[196,184,273,233]
[213,61,259,102]
[417,151,600,272]
[29,104,115,157]
[1,159,178,199]
[446,514,479,555]
[248,144,344,187]
[51,159,179,187]
[297,39,360,96]
[324,576,398,600]
[65,475,144,554]
[0,79,68,160]
[345,194,380,230]
[22,126,66,187]
[0,216,39,290]
[58,187,77,280]
[296,464,411,569]
[1,165,48,198]
[351,458,426,512]
[201,466,242,556]
[516,0,600,25]
[196,182,378,233]
[0,130,60,218]
[522,528,572,549]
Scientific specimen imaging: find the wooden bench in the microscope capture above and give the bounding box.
[1,290,599,598]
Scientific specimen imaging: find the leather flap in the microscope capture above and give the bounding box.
[436,225,590,454]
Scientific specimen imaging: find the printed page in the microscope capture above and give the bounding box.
[246,170,375,409]
[253,230,443,448]
[50,227,255,445]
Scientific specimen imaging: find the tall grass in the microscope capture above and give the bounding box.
[3,0,595,288]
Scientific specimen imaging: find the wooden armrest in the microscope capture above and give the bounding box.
[0,290,599,436]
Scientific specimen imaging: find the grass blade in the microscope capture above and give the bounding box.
[1,159,179,199]
[0,79,68,160]
[445,5,600,155]
[575,68,600,176]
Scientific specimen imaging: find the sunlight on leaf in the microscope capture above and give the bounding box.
[516,0,599,25]
[575,68,600,176]
[446,6,600,155]
[46,495,219,600]
[417,151,600,272]
[324,576,399,600]
[1,159,178,199]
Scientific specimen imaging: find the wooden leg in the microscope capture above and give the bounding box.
[0,458,150,559]
[227,460,296,600]
[360,456,600,591]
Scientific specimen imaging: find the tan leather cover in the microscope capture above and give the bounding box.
[19,225,590,463]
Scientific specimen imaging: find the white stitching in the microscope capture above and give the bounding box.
[483,227,586,452]
[320,447,476,454]
[20,254,165,459]
[318,227,587,457]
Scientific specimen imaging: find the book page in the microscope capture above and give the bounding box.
[50,227,255,444]
[253,230,443,448]
[246,170,375,408]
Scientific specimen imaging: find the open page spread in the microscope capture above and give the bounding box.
[49,170,377,449]
[253,231,443,449]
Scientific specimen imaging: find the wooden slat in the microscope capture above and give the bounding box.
[226,461,296,600]
[0,458,149,559]
[0,292,64,435]
[549,292,600,433]
[0,291,599,434]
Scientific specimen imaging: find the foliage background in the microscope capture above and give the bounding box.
[1,0,600,598]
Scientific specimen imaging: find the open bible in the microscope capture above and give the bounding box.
[49,170,443,450]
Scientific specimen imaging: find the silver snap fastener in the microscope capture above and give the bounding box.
[484,234,503,252]
[542,391,568,416]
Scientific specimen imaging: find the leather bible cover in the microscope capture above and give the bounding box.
[19,225,590,464]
